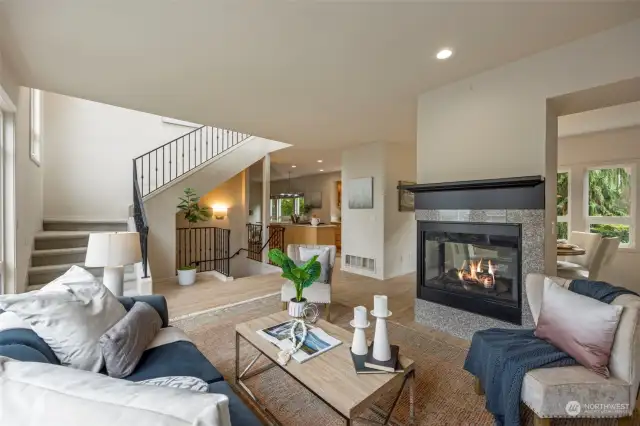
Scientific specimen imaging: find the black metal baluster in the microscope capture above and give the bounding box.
[199,129,202,165]
[205,127,209,161]
[225,229,230,276]
[182,138,185,175]
[216,128,220,155]
[155,151,158,192]
[162,146,165,186]
[147,153,151,196]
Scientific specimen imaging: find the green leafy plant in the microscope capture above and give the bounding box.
[301,204,312,216]
[177,188,211,271]
[268,248,321,302]
[178,188,212,227]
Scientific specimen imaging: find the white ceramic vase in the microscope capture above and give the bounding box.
[288,298,307,318]
[177,268,197,286]
[310,217,320,226]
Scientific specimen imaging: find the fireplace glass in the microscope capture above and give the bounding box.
[421,222,521,308]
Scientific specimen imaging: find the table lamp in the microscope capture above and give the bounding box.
[85,232,142,296]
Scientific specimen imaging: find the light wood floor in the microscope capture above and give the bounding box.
[155,258,415,320]
[156,257,469,348]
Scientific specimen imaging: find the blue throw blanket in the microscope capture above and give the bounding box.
[464,280,638,426]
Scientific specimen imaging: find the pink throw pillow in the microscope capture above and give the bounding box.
[534,278,623,377]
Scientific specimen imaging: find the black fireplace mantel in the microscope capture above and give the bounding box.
[399,175,545,210]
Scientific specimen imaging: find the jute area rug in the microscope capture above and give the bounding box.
[172,295,627,426]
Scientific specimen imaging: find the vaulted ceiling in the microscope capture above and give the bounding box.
[1,1,639,151]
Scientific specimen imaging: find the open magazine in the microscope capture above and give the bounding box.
[256,320,342,363]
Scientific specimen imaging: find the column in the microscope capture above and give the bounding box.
[261,154,271,263]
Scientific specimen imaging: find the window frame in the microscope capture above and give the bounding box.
[30,88,43,166]
[270,196,303,222]
[556,169,570,240]
[584,163,635,248]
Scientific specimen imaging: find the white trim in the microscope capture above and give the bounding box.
[29,88,42,166]
[161,117,201,128]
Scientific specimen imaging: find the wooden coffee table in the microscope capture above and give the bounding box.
[235,311,415,425]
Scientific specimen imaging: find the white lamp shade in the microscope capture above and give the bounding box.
[85,232,142,267]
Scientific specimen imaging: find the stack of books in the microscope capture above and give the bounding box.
[351,343,403,374]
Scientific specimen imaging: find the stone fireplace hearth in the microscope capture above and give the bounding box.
[402,176,545,340]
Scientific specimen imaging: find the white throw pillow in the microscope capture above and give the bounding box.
[0,266,126,371]
[0,356,231,426]
[299,247,331,283]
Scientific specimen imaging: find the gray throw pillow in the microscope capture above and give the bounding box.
[99,301,162,378]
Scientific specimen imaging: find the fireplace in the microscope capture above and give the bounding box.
[418,221,522,324]
[402,175,545,337]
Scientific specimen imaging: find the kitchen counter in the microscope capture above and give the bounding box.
[270,223,337,247]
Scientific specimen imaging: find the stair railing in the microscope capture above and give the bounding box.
[132,161,149,277]
[133,126,251,198]
[246,224,285,263]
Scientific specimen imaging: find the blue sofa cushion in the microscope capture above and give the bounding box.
[208,381,263,426]
[124,341,223,384]
[0,329,59,364]
[0,343,51,363]
[117,296,169,328]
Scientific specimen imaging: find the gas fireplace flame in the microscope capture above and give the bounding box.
[456,259,496,289]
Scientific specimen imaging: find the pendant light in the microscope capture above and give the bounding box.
[271,171,304,199]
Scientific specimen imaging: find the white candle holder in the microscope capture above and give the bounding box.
[371,309,392,362]
[350,320,370,356]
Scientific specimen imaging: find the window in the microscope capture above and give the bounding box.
[556,171,569,240]
[587,166,633,246]
[30,89,42,165]
[270,196,304,222]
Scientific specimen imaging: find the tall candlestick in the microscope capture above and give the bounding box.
[373,295,388,317]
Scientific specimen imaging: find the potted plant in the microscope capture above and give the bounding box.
[300,204,312,222]
[268,248,321,317]
[176,187,212,285]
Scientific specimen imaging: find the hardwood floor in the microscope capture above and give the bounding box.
[157,257,414,321]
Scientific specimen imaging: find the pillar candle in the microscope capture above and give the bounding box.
[373,295,388,316]
[353,306,367,327]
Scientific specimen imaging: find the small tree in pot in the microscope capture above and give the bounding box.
[176,188,212,285]
[268,248,321,317]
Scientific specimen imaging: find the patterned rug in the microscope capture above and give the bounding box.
[172,295,629,426]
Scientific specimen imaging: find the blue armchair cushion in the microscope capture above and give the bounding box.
[208,381,263,426]
[0,343,51,363]
[0,328,60,364]
[124,340,223,384]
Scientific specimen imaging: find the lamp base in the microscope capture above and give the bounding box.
[103,266,125,296]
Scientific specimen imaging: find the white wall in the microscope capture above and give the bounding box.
[383,144,416,279]
[558,125,640,291]
[341,142,386,279]
[42,92,194,221]
[270,171,341,223]
[145,136,289,281]
[0,49,18,109]
[6,87,43,293]
[417,20,640,275]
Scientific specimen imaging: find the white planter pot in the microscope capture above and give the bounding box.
[177,268,197,286]
[310,217,320,226]
[288,298,307,318]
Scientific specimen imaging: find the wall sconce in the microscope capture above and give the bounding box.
[212,204,228,220]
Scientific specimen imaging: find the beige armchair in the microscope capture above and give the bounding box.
[521,274,640,425]
[557,231,602,280]
[280,244,336,321]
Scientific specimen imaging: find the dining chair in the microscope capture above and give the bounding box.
[588,237,621,280]
[557,232,602,280]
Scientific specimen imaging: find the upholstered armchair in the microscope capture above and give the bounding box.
[482,274,640,425]
[280,244,336,321]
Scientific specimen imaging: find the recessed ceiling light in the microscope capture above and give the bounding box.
[291,165,296,168]
[436,48,453,60]
[319,169,324,172]
[317,160,323,163]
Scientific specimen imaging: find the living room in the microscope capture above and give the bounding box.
[2,3,640,426]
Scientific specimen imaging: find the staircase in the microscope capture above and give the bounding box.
[27,220,136,291]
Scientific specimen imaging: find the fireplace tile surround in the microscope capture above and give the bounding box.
[414,208,543,339]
